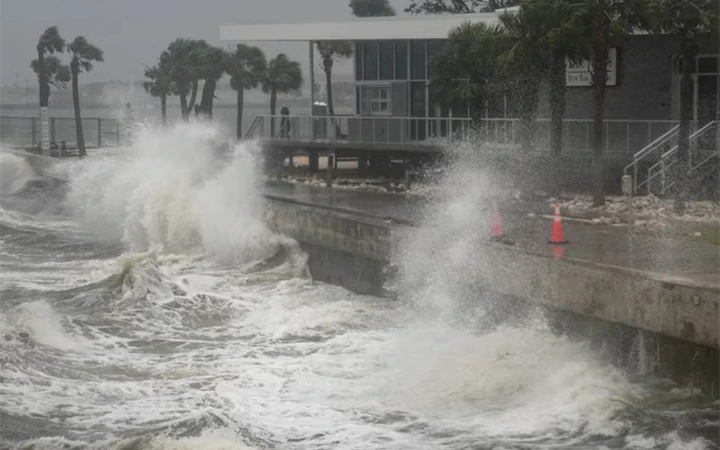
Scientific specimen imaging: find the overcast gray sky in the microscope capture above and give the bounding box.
[0,0,408,85]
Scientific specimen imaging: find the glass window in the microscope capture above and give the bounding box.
[410,40,426,80]
[426,40,444,79]
[410,82,426,117]
[698,56,719,74]
[355,43,363,81]
[369,87,391,116]
[380,41,395,80]
[395,40,408,80]
[363,41,379,81]
[356,86,361,114]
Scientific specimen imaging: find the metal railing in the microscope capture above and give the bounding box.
[244,114,678,156]
[0,116,122,149]
[646,120,719,195]
[625,124,681,194]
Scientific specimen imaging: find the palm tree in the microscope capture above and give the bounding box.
[166,38,205,120]
[143,51,174,125]
[567,0,649,206]
[648,0,719,211]
[431,22,509,126]
[514,0,581,158]
[225,44,266,139]
[68,36,104,157]
[316,41,353,137]
[499,8,548,152]
[349,0,396,16]
[262,53,303,137]
[35,27,65,108]
[195,45,227,119]
[30,55,70,96]
[33,26,66,154]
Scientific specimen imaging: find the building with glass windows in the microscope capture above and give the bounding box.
[221,13,718,191]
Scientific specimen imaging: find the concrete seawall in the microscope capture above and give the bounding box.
[266,197,719,396]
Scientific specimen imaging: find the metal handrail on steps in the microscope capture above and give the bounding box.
[646,120,718,195]
[624,125,680,194]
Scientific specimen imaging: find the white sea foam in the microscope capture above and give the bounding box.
[1,125,715,450]
[0,151,36,195]
[58,122,303,271]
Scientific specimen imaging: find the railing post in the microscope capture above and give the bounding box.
[605,121,609,153]
[626,122,630,153]
[98,118,102,147]
[31,117,37,148]
[633,163,638,195]
[660,158,666,195]
[586,122,590,152]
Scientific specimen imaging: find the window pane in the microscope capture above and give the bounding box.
[410,40,426,80]
[395,40,408,80]
[363,41,379,80]
[426,40,444,79]
[371,102,379,112]
[380,89,388,99]
[410,81,426,117]
[698,56,718,74]
[380,102,388,112]
[356,86,361,114]
[355,43,363,80]
[380,41,394,80]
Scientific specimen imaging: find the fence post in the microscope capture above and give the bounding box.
[97,118,102,147]
[31,117,37,148]
[50,117,56,143]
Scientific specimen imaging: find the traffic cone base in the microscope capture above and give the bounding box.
[548,202,569,245]
[490,207,514,245]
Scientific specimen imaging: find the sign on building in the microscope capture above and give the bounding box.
[566,48,618,87]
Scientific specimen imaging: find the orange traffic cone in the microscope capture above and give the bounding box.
[548,202,569,245]
[490,206,514,245]
[491,208,504,241]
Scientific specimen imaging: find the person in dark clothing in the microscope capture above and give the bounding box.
[280,107,291,139]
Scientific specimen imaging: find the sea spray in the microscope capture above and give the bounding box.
[1,150,37,195]
[59,122,304,271]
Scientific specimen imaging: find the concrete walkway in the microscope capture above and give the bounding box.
[265,181,719,289]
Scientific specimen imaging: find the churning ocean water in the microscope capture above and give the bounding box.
[0,123,717,450]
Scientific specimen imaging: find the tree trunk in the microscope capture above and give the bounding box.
[180,81,189,121]
[187,80,199,116]
[198,79,216,119]
[71,64,86,157]
[37,47,49,107]
[37,47,50,155]
[161,92,167,126]
[590,34,610,207]
[270,88,277,137]
[549,49,566,157]
[324,57,335,116]
[519,76,541,153]
[236,87,244,140]
[675,46,696,213]
[324,57,341,137]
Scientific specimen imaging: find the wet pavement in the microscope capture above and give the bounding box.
[264,182,720,288]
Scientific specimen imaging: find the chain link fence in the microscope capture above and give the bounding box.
[0,116,121,149]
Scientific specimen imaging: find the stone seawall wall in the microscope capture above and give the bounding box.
[265,197,719,396]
